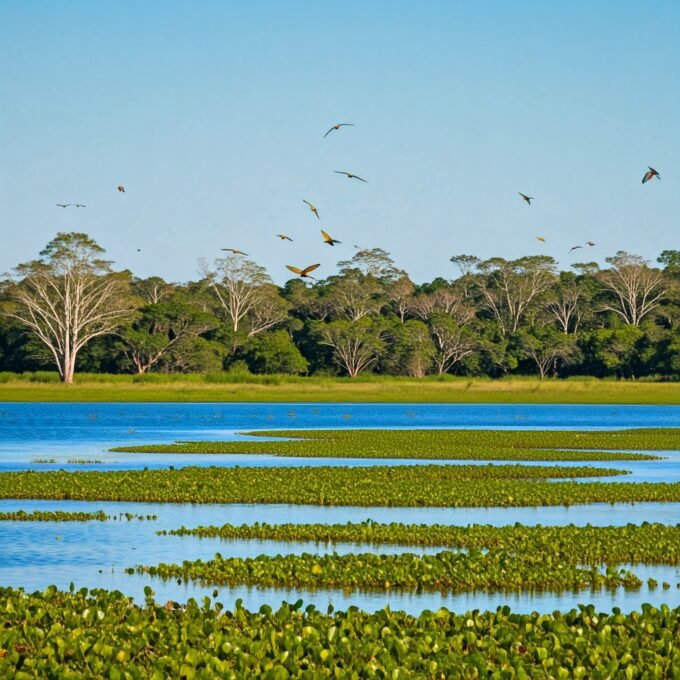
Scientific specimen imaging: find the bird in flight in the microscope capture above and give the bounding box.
[586,241,596,247]
[324,123,354,138]
[321,229,341,246]
[56,203,71,208]
[117,185,126,193]
[221,248,249,256]
[303,200,320,219]
[641,167,660,184]
[536,236,546,242]
[74,204,86,208]
[286,264,320,279]
[519,193,534,205]
[334,170,367,183]
[276,234,293,241]
[569,245,583,253]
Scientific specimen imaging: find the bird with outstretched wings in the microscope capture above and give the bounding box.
[641,167,660,184]
[323,123,354,138]
[286,264,320,279]
[276,234,293,241]
[321,229,341,246]
[303,199,320,219]
[221,248,249,256]
[334,170,367,183]
[519,193,534,205]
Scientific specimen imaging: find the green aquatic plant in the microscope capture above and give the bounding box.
[66,459,104,464]
[111,427,677,460]
[132,549,644,593]
[0,464,665,508]
[160,521,680,565]
[1,587,678,677]
[30,458,57,464]
[0,510,110,522]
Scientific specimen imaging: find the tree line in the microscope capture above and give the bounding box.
[0,233,678,383]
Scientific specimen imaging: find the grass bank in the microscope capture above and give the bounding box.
[113,428,677,460]
[2,588,678,677]
[0,372,679,403]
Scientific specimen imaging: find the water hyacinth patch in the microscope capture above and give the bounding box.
[158,520,680,566]
[111,427,678,460]
[1,587,679,677]
[132,550,646,593]
[0,464,665,508]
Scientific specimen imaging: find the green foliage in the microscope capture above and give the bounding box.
[134,549,644,592]
[112,427,674,460]
[242,330,309,375]
[161,520,680,565]
[11,464,680,508]
[1,588,679,677]
[0,510,156,521]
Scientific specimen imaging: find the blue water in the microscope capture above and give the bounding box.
[0,402,678,613]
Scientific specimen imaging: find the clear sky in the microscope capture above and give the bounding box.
[1,1,678,284]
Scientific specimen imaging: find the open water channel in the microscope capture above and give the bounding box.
[0,402,678,613]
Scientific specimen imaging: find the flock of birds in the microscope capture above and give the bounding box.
[55,128,662,278]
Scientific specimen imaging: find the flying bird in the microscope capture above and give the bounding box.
[303,199,320,219]
[641,167,660,184]
[276,234,293,241]
[56,204,71,208]
[117,185,126,193]
[321,229,341,246]
[323,123,354,138]
[569,245,583,253]
[221,248,249,256]
[586,241,596,247]
[334,170,367,183]
[519,193,534,205]
[536,236,546,243]
[286,264,320,279]
[74,204,86,208]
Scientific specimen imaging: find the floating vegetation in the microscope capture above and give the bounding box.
[132,550,644,593]
[30,458,56,464]
[1,588,679,677]
[66,459,104,464]
[0,510,157,522]
[160,521,680,565]
[0,464,664,508]
[111,427,678,460]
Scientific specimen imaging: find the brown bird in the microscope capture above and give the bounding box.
[276,234,293,241]
[323,123,354,138]
[334,170,367,183]
[286,264,320,279]
[586,241,596,247]
[303,199,320,219]
[641,166,660,184]
[221,248,249,256]
[536,236,546,242]
[569,245,583,253]
[321,229,341,246]
[56,203,71,208]
[519,193,534,205]
[117,185,126,192]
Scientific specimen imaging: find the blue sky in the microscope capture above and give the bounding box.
[1,1,678,284]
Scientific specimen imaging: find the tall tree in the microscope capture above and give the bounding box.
[599,252,668,326]
[4,233,134,383]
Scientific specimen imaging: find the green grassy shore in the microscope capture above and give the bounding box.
[0,373,679,403]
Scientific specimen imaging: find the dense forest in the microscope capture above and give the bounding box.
[1,233,678,382]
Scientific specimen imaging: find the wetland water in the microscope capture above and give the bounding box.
[0,402,678,613]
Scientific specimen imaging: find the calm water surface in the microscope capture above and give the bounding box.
[0,402,678,613]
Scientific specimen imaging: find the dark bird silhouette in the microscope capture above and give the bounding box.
[286,264,320,279]
[117,185,126,193]
[276,234,293,241]
[221,248,249,256]
[519,193,534,205]
[641,167,660,184]
[334,170,367,183]
[569,245,583,253]
[303,200,320,219]
[56,204,71,208]
[586,241,596,247]
[323,123,354,138]
[321,229,341,246]
[536,236,546,243]
[74,204,86,208]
